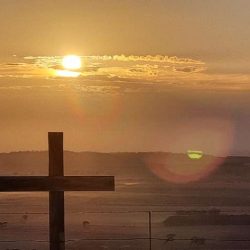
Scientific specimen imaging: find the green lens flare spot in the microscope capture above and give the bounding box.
[187,150,203,160]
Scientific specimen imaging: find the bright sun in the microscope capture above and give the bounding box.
[62,55,82,70]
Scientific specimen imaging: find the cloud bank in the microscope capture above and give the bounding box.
[0,54,250,92]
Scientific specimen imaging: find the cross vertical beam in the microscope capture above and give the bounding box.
[49,132,65,250]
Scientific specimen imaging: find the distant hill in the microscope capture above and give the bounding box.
[0,152,250,185]
[1,152,250,209]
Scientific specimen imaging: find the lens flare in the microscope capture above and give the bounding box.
[64,86,123,133]
[187,150,203,160]
[144,117,234,183]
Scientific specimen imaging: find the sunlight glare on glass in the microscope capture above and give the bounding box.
[62,55,82,70]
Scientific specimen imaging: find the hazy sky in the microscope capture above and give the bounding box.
[0,0,250,155]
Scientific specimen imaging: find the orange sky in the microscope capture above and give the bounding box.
[0,0,250,155]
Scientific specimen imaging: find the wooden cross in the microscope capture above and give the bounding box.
[0,132,115,250]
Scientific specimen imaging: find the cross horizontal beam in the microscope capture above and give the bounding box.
[0,176,114,192]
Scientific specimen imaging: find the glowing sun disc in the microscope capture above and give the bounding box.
[62,55,82,70]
